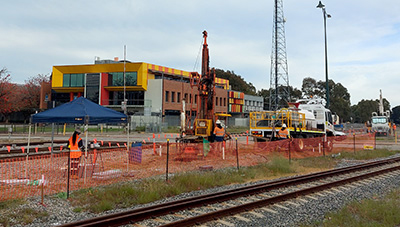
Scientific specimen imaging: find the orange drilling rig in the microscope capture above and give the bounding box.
[178,31,230,144]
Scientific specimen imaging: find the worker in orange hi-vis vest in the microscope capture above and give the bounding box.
[213,120,225,152]
[278,124,290,140]
[213,120,225,142]
[67,128,83,179]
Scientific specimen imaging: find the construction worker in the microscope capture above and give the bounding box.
[278,124,290,140]
[213,120,225,142]
[67,128,83,179]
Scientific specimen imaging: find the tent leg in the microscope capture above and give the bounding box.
[84,124,88,185]
[26,123,32,179]
[51,123,55,157]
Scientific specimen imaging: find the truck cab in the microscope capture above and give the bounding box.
[296,98,335,136]
[371,114,390,136]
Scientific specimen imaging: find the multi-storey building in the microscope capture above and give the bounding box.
[46,60,229,117]
[42,59,264,126]
[244,94,264,114]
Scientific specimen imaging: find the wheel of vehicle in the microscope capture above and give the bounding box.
[293,138,305,152]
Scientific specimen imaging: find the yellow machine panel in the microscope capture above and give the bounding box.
[195,119,213,137]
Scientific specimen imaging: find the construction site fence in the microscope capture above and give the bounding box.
[0,123,183,135]
[0,123,127,135]
[0,132,390,202]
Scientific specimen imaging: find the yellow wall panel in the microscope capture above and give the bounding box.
[52,67,63,87]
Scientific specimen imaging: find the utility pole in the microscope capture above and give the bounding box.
[317,1,331,108]
[269,0,290,111]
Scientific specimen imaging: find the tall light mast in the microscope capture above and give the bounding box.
[269,0,290,110]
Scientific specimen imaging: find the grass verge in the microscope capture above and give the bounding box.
[70,155,296,213]
[339,148,400,160]
[301,188,400,227]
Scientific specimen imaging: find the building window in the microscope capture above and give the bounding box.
[165,91,169,102]
[220,97,222,106]
[177,92,181,103]
[108,72,137,86]
[63,73,85,87]
[63,74,70,87]
[185,93,188,102]
[215,97,218,106]
[224,98,226,106]
[190,94,192,103]
[171,92,175,102]
[85,73,100,104]
[109,91,144,105]
[195,94,197,104]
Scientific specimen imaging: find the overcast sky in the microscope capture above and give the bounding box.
[1,0,400,108]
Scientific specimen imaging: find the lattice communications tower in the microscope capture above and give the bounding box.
[269,0,290,110]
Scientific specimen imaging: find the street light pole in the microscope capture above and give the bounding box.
[123,45,127,115]
[317,1,331,108]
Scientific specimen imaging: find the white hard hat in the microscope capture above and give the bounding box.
[216,120,221,124]
[282,124,287,128]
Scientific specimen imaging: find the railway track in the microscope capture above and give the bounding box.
[58,156,400,227]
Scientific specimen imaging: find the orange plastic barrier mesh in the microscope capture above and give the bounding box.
[0,133,378,202]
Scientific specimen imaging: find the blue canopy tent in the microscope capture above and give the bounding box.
[31,97,127,124]
[26,97,129,184]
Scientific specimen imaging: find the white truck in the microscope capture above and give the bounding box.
[371,90,390,136]
[249,98,345,151]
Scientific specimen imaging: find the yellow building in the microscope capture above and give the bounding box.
[49,60,230,116]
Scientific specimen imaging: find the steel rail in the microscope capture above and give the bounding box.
[162,163,400,226]
[58,156,400,227]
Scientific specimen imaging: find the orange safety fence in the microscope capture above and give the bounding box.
[0,132,378,202]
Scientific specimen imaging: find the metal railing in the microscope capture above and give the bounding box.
[102,99,152,108]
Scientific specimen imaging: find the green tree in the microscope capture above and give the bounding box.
[392,106,400,124]
[289,86,303,102]
[351,99,379,123]
[257,88,270,110]
[215,69,256,95]
[301,77,319,98]
[300,77,351,122]
[329,82,351,122]
[257,85,302,110]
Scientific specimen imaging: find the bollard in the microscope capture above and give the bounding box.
[41,175,45,206]
[235,138,239,170]
[246,130,249,145]
[166,139,169,182]
[222,141,225,160]
[288,139,291,164]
